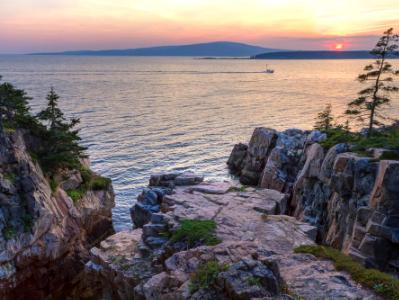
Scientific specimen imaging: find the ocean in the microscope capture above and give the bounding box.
[1,55,396,230]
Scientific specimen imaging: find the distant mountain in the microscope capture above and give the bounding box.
[252,50,399,59]
[31,42,281,57]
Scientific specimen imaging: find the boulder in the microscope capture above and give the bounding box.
[130,188,169,228]
[227,143,248,173]
[259,129,307,192]
[86,229,158,300]
[235,128,278,185]
[218,258,282,299]
[149,172,203,188]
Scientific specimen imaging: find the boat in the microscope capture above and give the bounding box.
[263,64,274,73]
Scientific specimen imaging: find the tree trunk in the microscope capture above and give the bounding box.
[368,107,375,137]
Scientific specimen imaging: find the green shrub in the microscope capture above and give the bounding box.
[49,178,58,193]
[247,276,262,287]
[4,173,17,183]
[78,165,111,190]
[170,219,221,247]
[3,225,16,240]
[3,120,15,130]
[79,166,92,183]
[294,245,399,299]
[21,213,33,232]
[63,166,111,204]
[4,127,16,133]
[320,128,358,149]
[320,127,399,159]
[67,188,86,203]
[352,127,399,153]
[90,175,111,190]
[189,261,228,293]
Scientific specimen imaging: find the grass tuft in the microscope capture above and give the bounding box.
[49,178,58,193]
[65,166,111,203]
[170,219,221,247]
[189,260,228,294]
[227,185,247,193]
[294,245,399,299]
[66,188,86,203]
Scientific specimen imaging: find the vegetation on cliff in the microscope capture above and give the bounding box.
[170,219,221,247]
[314,104,334,132]
[67,167,112,202]
[318,125,399,153]
[0,76,111,205]
[295,245,399,300]
[36,88,87,173]
[189,260,228,293]
[0,77,86,173]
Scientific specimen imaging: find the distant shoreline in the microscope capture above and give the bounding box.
[251,50,399,60]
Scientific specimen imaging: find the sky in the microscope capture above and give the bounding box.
[1,0,399,54]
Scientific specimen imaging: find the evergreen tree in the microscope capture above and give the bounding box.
[37,88,86,172]
[314,104,333,131]
[37,87,64,129]
[0,76,32,131]
[346,28,399,137]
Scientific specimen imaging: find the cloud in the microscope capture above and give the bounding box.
[1,0,399,53]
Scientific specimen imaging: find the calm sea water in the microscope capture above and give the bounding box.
[1,56,397,230]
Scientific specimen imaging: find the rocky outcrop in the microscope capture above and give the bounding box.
[0,130,115,299]
[130,173,204,228]
[228,127,399,274]
[227,128,277,185]
[86,174,377,299]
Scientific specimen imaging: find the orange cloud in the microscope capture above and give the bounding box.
[1,0,399,53]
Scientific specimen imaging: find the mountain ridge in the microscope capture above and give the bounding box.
[30,41,281,57]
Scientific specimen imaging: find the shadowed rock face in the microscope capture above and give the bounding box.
[86,175,377,299]
[0,130,115,299]
[228,128,278,185]
[228,127,399,273]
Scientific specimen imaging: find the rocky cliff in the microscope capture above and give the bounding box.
[227,127,399,274]
[0,129,115,299]
[84,173,379,299]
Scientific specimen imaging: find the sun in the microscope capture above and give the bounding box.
[335,43,343,50]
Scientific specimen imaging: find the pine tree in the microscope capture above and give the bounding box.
[314,104,333,131]
[37,87,64,129]
[0,76,32,131]
[37,88,86,172]
[346,28,399,137]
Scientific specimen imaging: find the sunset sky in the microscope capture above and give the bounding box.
[1,0,399,53]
